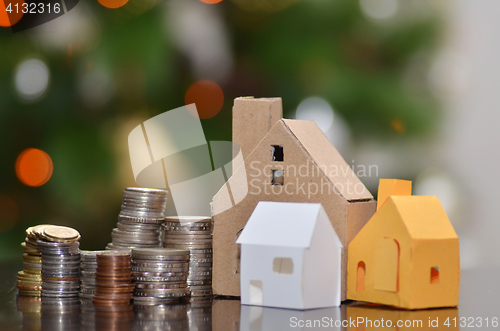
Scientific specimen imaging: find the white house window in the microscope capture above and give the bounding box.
[273,257,293,275]
[271,170,284,185]
[271,145,284,162]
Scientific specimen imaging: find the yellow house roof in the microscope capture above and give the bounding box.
[388,195,457,240]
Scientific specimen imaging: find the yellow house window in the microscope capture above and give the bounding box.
[431,266,440,284]
[357,261,366,292]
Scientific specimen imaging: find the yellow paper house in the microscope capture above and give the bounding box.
[347,179,460,309]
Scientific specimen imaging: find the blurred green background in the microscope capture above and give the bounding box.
[0,0,447,260]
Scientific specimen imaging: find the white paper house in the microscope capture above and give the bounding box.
[236,201,343,310]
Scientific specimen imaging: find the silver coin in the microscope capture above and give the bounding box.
[132,248,190,257]
[120,210,165,219]
[132,261,190,269]
[186,280,212,286]
[188,262,212,268]
[133,276,188,283]
[135,282,187,290]
[190,289,213,297]
[163,234,212,240]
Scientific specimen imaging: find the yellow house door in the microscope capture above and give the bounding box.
[374,238,399,292]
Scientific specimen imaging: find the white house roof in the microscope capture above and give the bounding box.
[236,201,342,248]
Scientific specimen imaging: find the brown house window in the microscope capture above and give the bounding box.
[271,170,284,185]
[271,145,284,162]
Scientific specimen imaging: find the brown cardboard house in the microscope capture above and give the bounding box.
[211,97,376,300]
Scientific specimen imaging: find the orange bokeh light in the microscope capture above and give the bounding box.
[199,0,223,4]
[391,119,406,135]
[185,80,224,119]
[0,195,19,232]
[98,0,129,9]
[0,0,24,27]
[15,148,53,187]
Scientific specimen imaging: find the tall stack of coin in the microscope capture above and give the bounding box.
[106,187,168,251]
[17,225,46,297]
[37,225,81,300]
[163,217,213,297]
[80,251,102,299]
[93,251,135,313]
[132,248,190,305]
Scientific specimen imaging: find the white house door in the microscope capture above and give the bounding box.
[374,238,400,292]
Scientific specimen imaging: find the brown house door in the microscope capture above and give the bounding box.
[374,238,400,292]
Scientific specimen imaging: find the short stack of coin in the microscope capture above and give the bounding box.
[17,225,47,297]
[37,225,81,300]
[93,251,135,313]
[79,251,102,299]
[132,248,190,305]
[163,217,213,297]
[106,187,168,251]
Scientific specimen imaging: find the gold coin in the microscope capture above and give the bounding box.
[41,225,80,242]
[17,271,42,281]
[33,225,51,240]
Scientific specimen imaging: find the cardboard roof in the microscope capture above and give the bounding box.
[236,202,342,248]
[388,195,458,239]
[282,119,373,201]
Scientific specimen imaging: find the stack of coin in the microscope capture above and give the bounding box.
[163,217,213,297]
[106,187,168,251]
[131,248,190,305]
[93,251,135,313]
[17,225,46,297]
[37,225,81,300]
[80,251,102,299]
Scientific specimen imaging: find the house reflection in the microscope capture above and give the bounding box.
[346,303,459,330]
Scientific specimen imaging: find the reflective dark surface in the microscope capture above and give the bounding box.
[1,262,498,330]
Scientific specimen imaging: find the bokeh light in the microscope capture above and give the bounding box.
[184,80,224,119]
[414,167,460,223]
[98,0,129,9]
[0,195,19,233]
[200,0,223,4]
[360,0,398,21]
[78,67,113,110]
[15,148,54,187]
[0,0,24,27]
[14,59,50,101]
[295,96,334,133]
[390,119,406,134]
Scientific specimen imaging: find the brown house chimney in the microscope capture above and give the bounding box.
[232,97,282,172]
